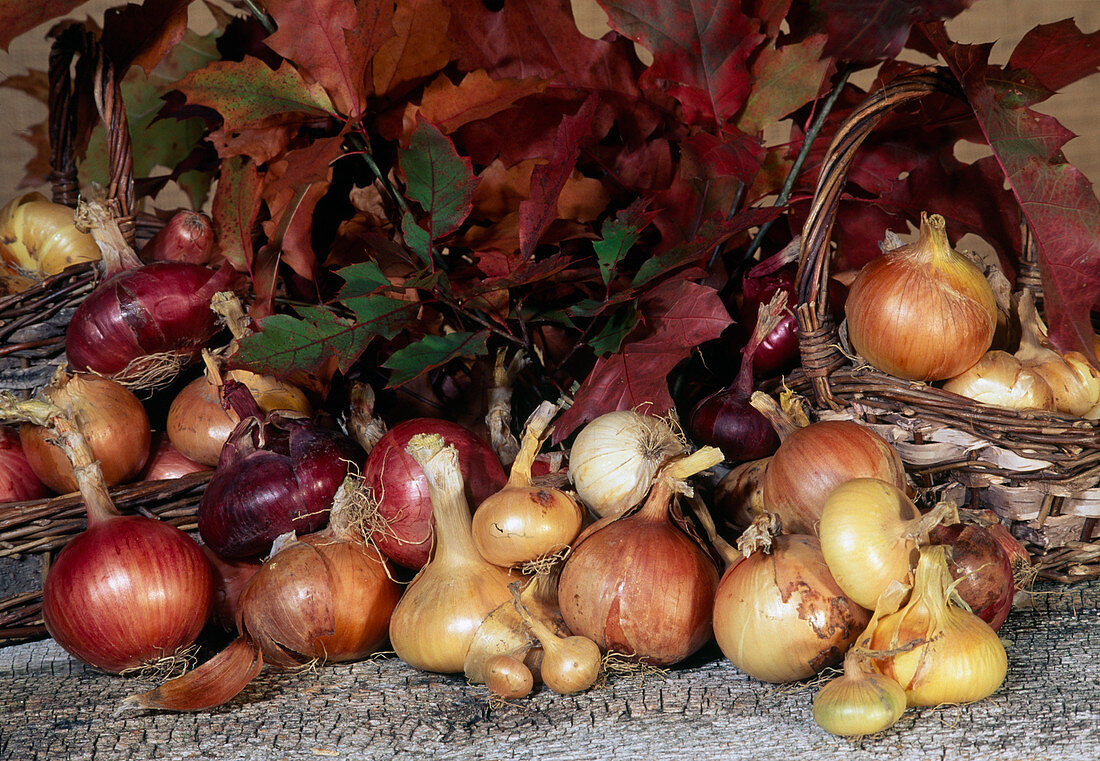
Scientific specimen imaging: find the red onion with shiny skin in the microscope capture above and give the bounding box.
[929,522,1014,630]
[198,382,364,560]
[65,262,242,377]
[142,210,216,265]
[139,432,209,481]
[364,418,505,569]
[0,426,48,501]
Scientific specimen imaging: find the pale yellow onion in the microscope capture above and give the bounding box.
[712,534,869,683]
[942,350,1053,411]
[845,213,997,381]
[819,478,953,610]
[812,649,907,737]
[867,545,1007,706]
[568,410,684,517]
[388,434,515,674]
[1015,290,1099,416]
[0,192,100,278]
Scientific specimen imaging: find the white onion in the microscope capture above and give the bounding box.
[567,410,684,517]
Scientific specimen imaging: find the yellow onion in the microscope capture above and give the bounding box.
[20,373,150,493]
[943,350,1054,410]
[388,434,516,673]
[472,402,583,567]
[0,192,100,288]
[819,479,954,610]
[713,533,869,683]
[1014,291,1100,416]
[567,410,685,517]
[813,649,907,737]
[845,213,997,381]
[866,545,1008,706]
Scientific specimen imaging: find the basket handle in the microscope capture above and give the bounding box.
[793,66,961,409]
[46,23,135,246]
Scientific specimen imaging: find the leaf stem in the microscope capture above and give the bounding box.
[241,0,276,34]
[740,66,853,268]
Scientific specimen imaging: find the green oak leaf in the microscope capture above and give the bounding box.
[383,330,489,386]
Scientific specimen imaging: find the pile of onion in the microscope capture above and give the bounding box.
[124,478,402,711]
[0,393,213,674]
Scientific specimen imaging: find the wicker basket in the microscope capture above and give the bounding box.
[788,67,1099,583]
[0,23,136,396]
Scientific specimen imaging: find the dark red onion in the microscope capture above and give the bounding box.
[0,426,48,501]
[691,292,784,462]
[364,418,505,569]
[737,261,847,377]
[139,432,209,481]
[141,210,216,265]
[929,522,1014,631]
[65,262,242,377]
[198,383,364,560]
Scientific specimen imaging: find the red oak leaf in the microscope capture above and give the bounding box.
[212,155,263,273]
[553,276,733,441]
[372,0,454,99]
[1007,20,1100,94]
[0,0,85,52]
[415,71,548,135]
[519,95,599,258]
[597,0,764,128]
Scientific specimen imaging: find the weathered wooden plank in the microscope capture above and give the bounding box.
[1,580,1097,761]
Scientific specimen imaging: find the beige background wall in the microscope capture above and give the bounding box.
[0,0,1098,206]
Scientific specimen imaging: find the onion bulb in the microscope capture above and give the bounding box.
[865,545,1007,706]
[928,520,1014,630]
[513,585,601,695]
[484,654,535,699]
[713,532,869,683]
[1015,290,1100,416]
[0,192,100,288]
[845,213,997,381]
[141,210,216,265]
[138,433,208,481]
[472,401,583,567]
[812,649,906,737]
[388,434,516,673]
[0,426,48,502]
[819,479,953,610]
[559,448,723,666]
[20,372,150,494]
[0,396,214,674]
[568,410,686,518]
[750,392,907,535]
[943,350,1054,411]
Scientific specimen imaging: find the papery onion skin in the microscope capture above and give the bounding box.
[65,262,240,377]
[364,419,505,569]
[42,516,214,673]
[712,534,869,683]
[198,415,364,560]
[167,370,312,467]
[558,484,719,666]
[762,421,906,536]
[845,213,997,381]
[20,374,151,493]
[239,534,401,665]
[943,350,1053,411]
[568,410,684,518]
[929,522,1014,631]
[0,426,49,501]
[201,544,261,631]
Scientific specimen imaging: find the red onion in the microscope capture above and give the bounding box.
[139,432,209,481]
[23,405,214,674]
[0,426,48,501]
[201,544,262,631]
[929,521,1014,630]
[364,418,506,569]
[65,262,242,379]
[141,210,216,265]
[690,292,785,462]
[198,382,364,560]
